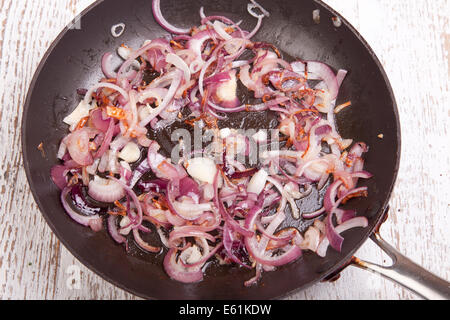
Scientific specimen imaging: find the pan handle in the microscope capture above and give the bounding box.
[350,231,450,300]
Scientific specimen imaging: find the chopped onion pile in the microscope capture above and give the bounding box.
[51,0,372,287]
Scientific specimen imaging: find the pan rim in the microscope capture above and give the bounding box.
[21,0,401,300]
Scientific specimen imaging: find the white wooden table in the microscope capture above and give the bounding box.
[0,0,448,300]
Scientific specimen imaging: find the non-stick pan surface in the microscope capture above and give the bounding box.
[22,0,400,299]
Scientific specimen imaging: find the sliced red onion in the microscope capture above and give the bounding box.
[248,0,270,18]
[140,70,182,127]
[211,70,241,109]
[317,216,368,257]
[53,6,374,287]
[323,180,343,212]
[180,240,223,268]
[245,236,302,267]
[246,16,263,39]
[163,248,204,283]
[169,226,216,248]
[110,177,144,228]
[156,226,170,248]
[51,165,69,190]
[83,82,129,105]
[166,53,191,83]
[66,128,94,166]
[166,180,211,221]
[213,170,254,237]
[101,52,117,79]
[88,176,126,203]
[133,228,161,253]
[292,61,339,99]
[90,109,111,133]
[244,264,262,287]
[148,148,187,181]
[336,209,356,224]
[152,0,191,35]
[179,176,201,201]
[229,167,259,180]
[213,20,232,41]
[198,56,217,98]
[61,187,102,231]
[164,207,187,227]
[336,69,348,87]
[143,205,171,229]
[94,119,115,159]
[128,159,151,188]
[107,215,126,244]
[302,207,326,219]
[223,224,252,269]
[325,209,345,252]
[325,186,369,251]
[203,72,232,86]
[70,183,105,216]
[256,220,294,243]
[111,23,126,38]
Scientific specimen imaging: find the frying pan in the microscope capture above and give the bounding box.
[21,0,450,300]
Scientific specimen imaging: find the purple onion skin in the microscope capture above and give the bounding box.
[179,177,200,198]
[71,184,106,216]
[217,243,251,269]
[229,168,258,180]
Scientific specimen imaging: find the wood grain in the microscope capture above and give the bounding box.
[0,0,448,300]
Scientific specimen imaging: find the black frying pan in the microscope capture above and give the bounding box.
[21,0,450,300]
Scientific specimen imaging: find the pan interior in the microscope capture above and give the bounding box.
[22,0,400,300]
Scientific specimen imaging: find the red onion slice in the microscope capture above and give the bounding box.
[166,53,191,83]
[292,61,339,99]
[66,128,94,166]
[101,52,117,79]
[325,186,369,251]
[246,237,302,267]
[110,177,144,228]
[180,241,224,268]
[223,225,252,269]
[93,119,115,159]
[107,215,126,244]
[61,187,102,231]
[152,0,191,35]
[129,159,152,189]
[244,264,262,287]
[168,226,216,248]
[133,228,161,253]
[90,108,111,133]
[213,171,254,238]
[317,216,368,257]
[179,176,201,201]
[51,165,69,190]
[88,176,125,203]
[139,70,182,127]
[163,248,204,283]
[166,179,210,221]
[83,82,129,105]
